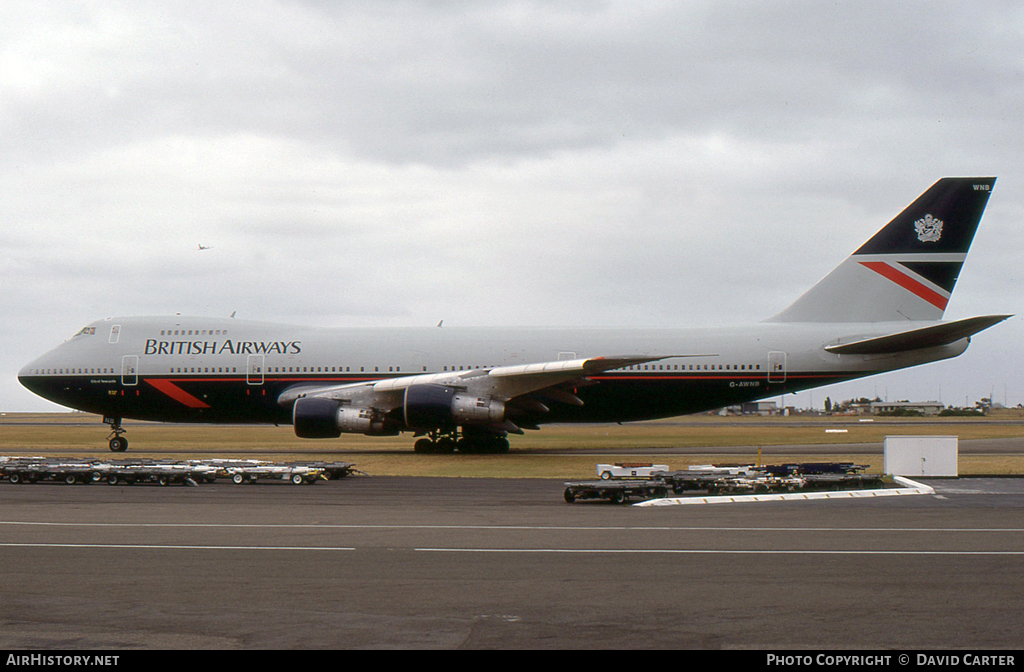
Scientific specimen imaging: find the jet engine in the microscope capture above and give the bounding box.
[292,396,390,438]
[403,384,506,430]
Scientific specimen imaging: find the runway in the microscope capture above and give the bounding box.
[1,476,1023,649]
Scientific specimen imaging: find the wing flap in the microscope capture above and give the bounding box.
[824,315,1011,355]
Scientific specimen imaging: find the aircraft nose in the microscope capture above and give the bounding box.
[18,353,52,395]
[19,359,36,381]
[19,360,39,390]
[18,348,72,407]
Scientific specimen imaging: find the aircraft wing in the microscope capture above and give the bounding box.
[279,354,667,409]
[824,315,1011,355]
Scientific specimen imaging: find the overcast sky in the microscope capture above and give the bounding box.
[3,1,1023,413]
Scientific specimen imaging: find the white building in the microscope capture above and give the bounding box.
[870,401,945,416]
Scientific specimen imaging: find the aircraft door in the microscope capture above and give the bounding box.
[121,355,138,386]
[767,351,787,383]
[247,355,265,385]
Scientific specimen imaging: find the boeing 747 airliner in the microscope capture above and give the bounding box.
[19,178,1009,453]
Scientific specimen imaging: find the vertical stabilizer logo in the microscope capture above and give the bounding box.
[914,214,943,242]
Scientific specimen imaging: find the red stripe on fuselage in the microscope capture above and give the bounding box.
[145,379,211,408]
[859,261,949,310]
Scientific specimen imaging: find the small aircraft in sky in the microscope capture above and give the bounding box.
[197,244,213,250]
[20,178,1009,453]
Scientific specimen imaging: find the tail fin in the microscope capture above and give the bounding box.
[768,177,996,323]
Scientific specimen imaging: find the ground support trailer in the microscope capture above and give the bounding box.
[649,462,881,496]
[596,463,670,480]
[1,457,105,485]
[651,470,733,494]
[652,470,807,495]
[1,456,356,486]
[563,479,670,504]
[185,459,356,483]
[281,461,358,480]
[100,461,220,486]
[224,464,327,485]
[758,463,883,491]
[800,473,885,490]
[760,462,870,476]
[0,457,217,486]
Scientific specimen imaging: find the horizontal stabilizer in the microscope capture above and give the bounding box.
[824,315,1011,355]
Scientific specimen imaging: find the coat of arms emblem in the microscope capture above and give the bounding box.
[914,214,943,243]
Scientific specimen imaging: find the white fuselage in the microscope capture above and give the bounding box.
[19,315,968,426]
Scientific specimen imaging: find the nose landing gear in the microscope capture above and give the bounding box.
[105,416,128,452]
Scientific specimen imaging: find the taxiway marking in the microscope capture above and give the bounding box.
[414,548,1024,556]
[2,541,1019,556]
[2,521,1024,533]
[0,542,355,551]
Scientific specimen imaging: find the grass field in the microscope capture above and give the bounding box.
[2,410,1024,478]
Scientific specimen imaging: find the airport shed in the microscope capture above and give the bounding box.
[871,401,945,416]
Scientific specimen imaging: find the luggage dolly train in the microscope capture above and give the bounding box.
[0,456,359,487]
[563,462,885,504]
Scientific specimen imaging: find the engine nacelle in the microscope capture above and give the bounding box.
[452,393,506,425]
[403,384,505,430]
[292,396,389,438]
[293,397,340,438]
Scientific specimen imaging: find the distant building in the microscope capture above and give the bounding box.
[870,401,944,416]
[719,401,779,415]
[741,401,778,416]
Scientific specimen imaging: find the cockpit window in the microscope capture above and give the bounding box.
[73,327,97,337]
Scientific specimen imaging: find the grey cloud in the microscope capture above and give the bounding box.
[3,1,1023,410]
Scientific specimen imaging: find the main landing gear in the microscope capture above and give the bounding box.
[105,416,128,452]
[413,428,510,454]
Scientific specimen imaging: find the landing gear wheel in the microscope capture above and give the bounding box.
[415,429,509,455]
[457,429,510,454]
[106,418,128,452]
